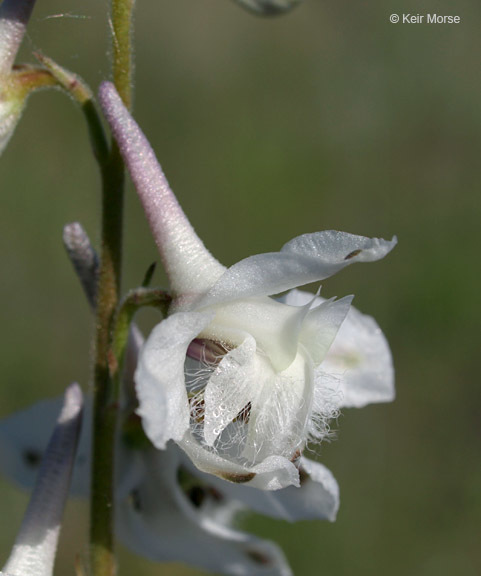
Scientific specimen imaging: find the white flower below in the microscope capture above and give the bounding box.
[0,394,339,576]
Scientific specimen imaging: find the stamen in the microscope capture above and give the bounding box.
[290,448,302,467]
[186,338,232,364]
[233,402,252,424]
[188,392,205,424]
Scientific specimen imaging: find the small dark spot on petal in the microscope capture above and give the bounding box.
[23,449,42,468]
[299,466,310,486]
[220,471,256,484]
[187,485,206,508]
[178,465,224,508]
[129,488,142,512]
[290,449,302,467]
[344,249,362,260]
[208,487,224,502]
[247,548,272,566]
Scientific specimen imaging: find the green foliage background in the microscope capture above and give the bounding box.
[0,0,480,574]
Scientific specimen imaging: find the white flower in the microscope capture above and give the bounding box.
[99,81,396,490]
[0,383,83,576]
[1,227,339,574]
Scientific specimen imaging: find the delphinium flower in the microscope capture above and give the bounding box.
[99,82,396,491]
[0,223,339,575]
[0,383,83,576]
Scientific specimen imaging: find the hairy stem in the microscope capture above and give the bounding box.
[90,1,135,574]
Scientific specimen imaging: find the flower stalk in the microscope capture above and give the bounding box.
[109,287,171,401]
[33,52,109,165]
[90,0,136,574]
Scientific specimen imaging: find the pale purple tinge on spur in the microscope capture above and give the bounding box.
[99,81,396,491]
[0,383,83,576]
[0,0,37,155]
[231,0,302,16]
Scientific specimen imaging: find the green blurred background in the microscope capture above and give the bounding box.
[1,0,480,574]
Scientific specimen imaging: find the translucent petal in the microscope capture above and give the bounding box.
[198,232,397,308]
[207,296,311,371]
[136,312,213,449]
[281,289,395,408]
[243,352,314,464]
[117,449,293,575]
[99,83,226,299]
[180,430,300,490]
[323,305,395,408]
[203,335,260,446]
[2,384,82,576]
[299,295,353,366]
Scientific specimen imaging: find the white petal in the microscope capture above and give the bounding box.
[180,430,300,490]
[99,83,226,299]
[243,352,313,465]
[198,232,396,308]
[280,289,395,408]
[299,295,353,366]
[203,335,259,446]
[0,95,26,156]
[123,323,144,402]
[2,383,83,576]
[323,305,395,408]
[204,456,339,522]
[135,312,213,449]
[116,449,292,575]
[277,288,314,307]
[207,296,311,371]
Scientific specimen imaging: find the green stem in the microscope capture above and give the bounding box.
[32,53,109,164]
[109,288,171,399]
[89,155,124,576]
[90,1,135,574]
[111,0,135,109]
